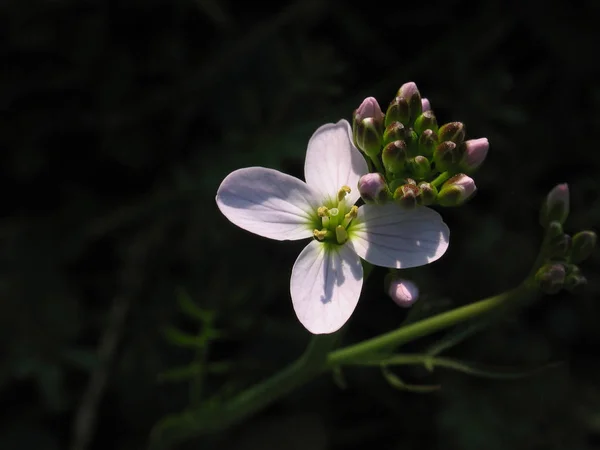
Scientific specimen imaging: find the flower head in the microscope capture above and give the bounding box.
[216,120,449,334]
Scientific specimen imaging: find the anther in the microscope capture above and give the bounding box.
[337,185,352,202]
[313,229,328,241]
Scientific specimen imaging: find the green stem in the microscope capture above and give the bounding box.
[218,332,340,427]
[528,226,552,278]
[327,283,538,366]
[151,271,538,446]
[431,171,450,188]
[370,154,385,175]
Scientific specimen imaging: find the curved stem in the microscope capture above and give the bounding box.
[370,155,385,175]
[327,283,538,367]
[151,274,539,446]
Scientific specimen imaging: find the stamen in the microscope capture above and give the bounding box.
[317,206,329,217]
[342,205,359,228]
[335,225,348,244]
[337,185,351,202]
[313,229,329,241]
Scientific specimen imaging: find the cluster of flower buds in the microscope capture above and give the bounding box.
[535,184,596,294]
[353,82,489,208]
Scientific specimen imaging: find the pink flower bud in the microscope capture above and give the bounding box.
[437,174,477,207]
[358,173,389,204]
[540,183,569,227]
[459,138,489,173]
[421,98,431,112]
[397,81,422,123]
[397,82,419,101]
[353,97,385,157]
[388,278,419,308]
[354,96,384,122]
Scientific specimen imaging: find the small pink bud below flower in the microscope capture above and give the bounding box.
[421,98,431,112]
[459,138,489,173]
[540,183,570,228]
[437,174,476,207]
[388,278,419,308]
[358,173,389,204]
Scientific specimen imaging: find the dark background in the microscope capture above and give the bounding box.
[1,0,599,449]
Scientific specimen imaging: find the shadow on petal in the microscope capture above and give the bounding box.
[350,203,450,269]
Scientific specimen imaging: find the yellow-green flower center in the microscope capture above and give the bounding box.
[312,186,359,245]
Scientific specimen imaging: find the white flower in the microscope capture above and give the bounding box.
[216,120,449,334]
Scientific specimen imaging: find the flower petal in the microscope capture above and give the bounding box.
[304,119,369,206]
[291,240,363,334]
[349,203,450,268]
[216,167,319,241]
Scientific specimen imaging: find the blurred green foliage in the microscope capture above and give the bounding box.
[0,0,599,449]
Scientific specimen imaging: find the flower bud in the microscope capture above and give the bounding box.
[358,173,390,204]
[353,96,384,126]
[413,111,439,135]
[418,129,438,157]
[421,98,431,112]
[418,182,438,205]
[564,272,587,293]
[547,221,564,239]
[404,128,420,157]
[569,231,597,263]
[540,183,569,228]
[397,82,422,124]
[437,174,476,207]
[393,183,420,209]
[385,97,410,127]
[353,97,384,157]
[387,278,419,308]
[355,119,383,158]
[438,122,466,145]
[458,138,489,173]
[433,141,458,172]
[535,263,566,295]
[383,122,406,146]
[409,155,431,180]
[382,140,408,174]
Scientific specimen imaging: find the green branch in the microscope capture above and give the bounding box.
[327,283,538,366]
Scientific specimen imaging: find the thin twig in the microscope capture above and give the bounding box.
[69,228,160,450]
